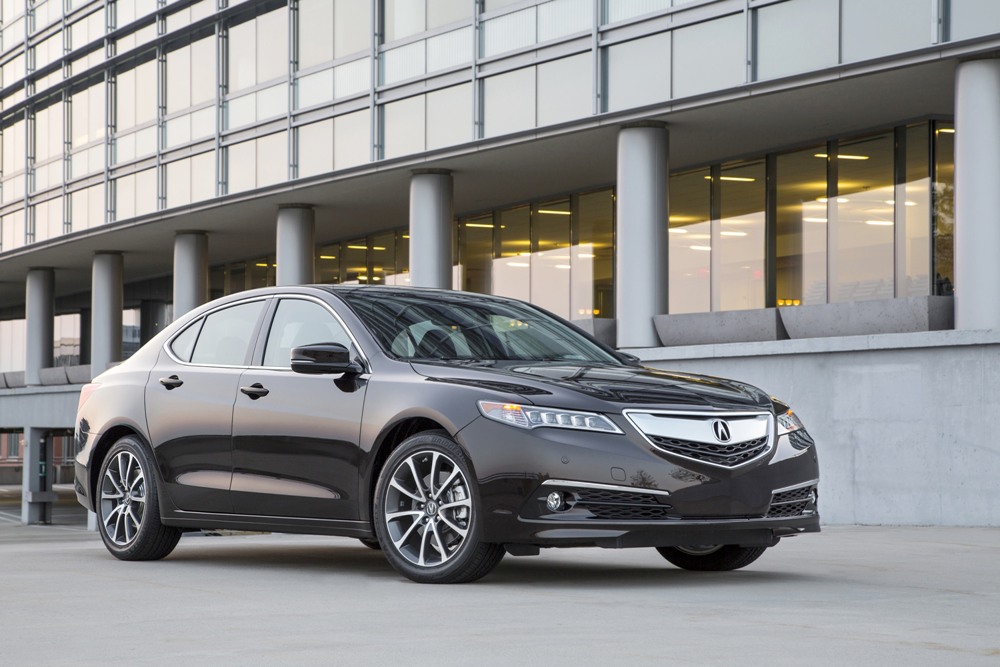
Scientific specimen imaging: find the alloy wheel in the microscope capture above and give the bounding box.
[100,450,146,546]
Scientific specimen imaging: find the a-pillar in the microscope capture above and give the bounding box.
[276,205,315,286]
[173,231,208,320]
[21,427,54,525]
[91,252,123,378]
[615,122,669,348]
[955,58,1000,330]
[409,169,453,289]
[25,268,54,386]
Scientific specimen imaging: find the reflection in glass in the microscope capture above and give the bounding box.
[901,124,930,297]
[460,215,494,295]
[715,162,765,311]
[532,200,571,319]
[933,123,954,296]
[574,190,614,319]
[317,243,340,284]
[669,169,711,313]
[370,232,396,285]
[494,206,531,302]
[775,146,827,305]
[832,133,895,302]
[340,239,368,284]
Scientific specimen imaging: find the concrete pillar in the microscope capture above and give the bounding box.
[25,268,54,386]
[409,169,453,289]
[955,59,1000,330]
[91,252,123,379]
[615,123,669,347]
[173,231,208,319]
[140,300,169,345]
[21,428,54,525]
[276,206,315,286]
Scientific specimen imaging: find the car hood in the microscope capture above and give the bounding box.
[411,361,773,412]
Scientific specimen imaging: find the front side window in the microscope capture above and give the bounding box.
[262,299,353,368]
[189,300,266,366]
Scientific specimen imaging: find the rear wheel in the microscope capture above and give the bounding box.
[656,544,767,571]
[97,436,181,561]
[374,432,504,583]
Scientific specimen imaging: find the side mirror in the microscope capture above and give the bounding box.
[290,343,364,375]
[617,351,642,366]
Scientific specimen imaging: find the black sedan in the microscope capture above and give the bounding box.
[74,285,819,583]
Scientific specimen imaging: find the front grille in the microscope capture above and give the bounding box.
[646,434,770,468]
[576,489,661,505]
[570,487,672,521]
[766,485,816,518]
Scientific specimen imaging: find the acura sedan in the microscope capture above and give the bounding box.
[74,285,819,583]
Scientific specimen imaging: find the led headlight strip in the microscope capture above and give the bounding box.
[477,401,622,434]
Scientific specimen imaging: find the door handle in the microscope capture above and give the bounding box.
[239,383,270,399]
[159,375,183,390]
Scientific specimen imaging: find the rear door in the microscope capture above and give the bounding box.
[145,298,268,513]
[231,296,368,519]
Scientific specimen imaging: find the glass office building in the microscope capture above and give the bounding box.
[3,0,1000,525]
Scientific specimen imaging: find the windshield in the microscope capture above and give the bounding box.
[340,289,621,365]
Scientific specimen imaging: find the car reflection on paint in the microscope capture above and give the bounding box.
[74,285,819,583]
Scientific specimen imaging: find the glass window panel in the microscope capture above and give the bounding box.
[951,0,1000,40]
[1,210,25,251]
[190,36,216,106]
[116,68,137,131]
[0,319,27,371]
[166,157,192,207]
[340,239,368,284]
[459,215,494,294]
[538,0,591,42]
[334,109,370,169]
[317,243,341,284]
[537,53,591,127]
[672,14,744,98]
[482,7,535,57]
[370,231,396,285]
[756,0,838,81]
[383,0,425,42]
[842,0,932,63]
[135,60,157,126]
[574,190,614,319]
[298,0,335,69]
[832,133,895,302]
[383,41,425,85]
[115,173,135,220]
[532,200,571,319]
[227,18,257,92]
[393,232,410,282]
[426,83,472,150]
[166,45,192,113]
[483,67,535,138]
[775,146,828,306]
[256,131,287,188]
[298,68,334,108]
[227,139,256,193]
[494,206,531,301]
[427,27,472,72]
[383,95,426,159]
[257,8,289,83]
[428,0,471,30]
[263,299,351,367]
[227,93,255,129]
[257,83,288,120]
[34,102,63,162]
[71,183,104,230]
[135,168,157,216]
[669,169,711,313]
[715,161,765,311]
[334,57,370,98]
[933,123,954,295]
[900,124,931,297]
[605,32,670,112]
[485,0,521,10]
[190,300,266,366]
[189,151,215,202]
[335,0,370,58]
[298,119,334,178]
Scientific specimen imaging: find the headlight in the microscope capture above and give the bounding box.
[477,401,623,434]
[777,409,805,436]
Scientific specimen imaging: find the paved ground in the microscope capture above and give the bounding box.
[0,515,997,667]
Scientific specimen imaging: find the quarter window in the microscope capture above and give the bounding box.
[189,300,266,366]
[262,299,353,368]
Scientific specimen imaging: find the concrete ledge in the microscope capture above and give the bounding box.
[38,367,69,386]
[780,295,954,339]
[25,491,58,503]
[0,374,6,390]
[654,308,787,346]
[572,318,617,348]
[65,365,92,384]
[3,372,25,388]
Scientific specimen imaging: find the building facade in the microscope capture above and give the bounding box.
[1,0,999,525]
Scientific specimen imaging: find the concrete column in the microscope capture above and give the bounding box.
[173,231,208,320]
[21,428,54,525]
[276,205,315,286]
[955,59,1000,330]
[409,169,453,289]
[91,252,123,379]
[615,123,669,348]
[25,268,54,386]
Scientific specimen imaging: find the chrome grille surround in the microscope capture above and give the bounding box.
[623,409,775,469]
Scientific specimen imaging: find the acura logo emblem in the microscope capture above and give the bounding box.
[712,419,732,443]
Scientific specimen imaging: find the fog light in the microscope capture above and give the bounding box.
[546,491,564,512]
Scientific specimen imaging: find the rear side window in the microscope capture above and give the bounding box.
[169,319,203,362]
[189,300,266,366]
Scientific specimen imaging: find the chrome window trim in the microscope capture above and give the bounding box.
[622,408,775,470]
[541,478,672,498]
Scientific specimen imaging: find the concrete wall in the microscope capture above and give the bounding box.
[635,330,1000,527]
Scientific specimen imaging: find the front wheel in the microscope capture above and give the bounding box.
[373,432,504,583]
[97,436,181,561]
[656,544,767,571]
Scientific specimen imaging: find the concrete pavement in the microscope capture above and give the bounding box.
[0,522,997,666]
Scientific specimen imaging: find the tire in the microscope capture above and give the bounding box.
[656,544,767,571]
[373,431,504,583]
[358,538,382,550]
[96,435,181,561]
